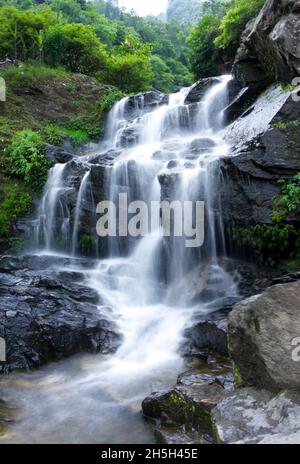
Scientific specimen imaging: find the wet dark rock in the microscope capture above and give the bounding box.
[228,280,300,391]
[184,78,220,105]
[246,0,300,83]
[184,162,195,169]
[220,91,300,227]
[152,150,175,161]
[271,271,300,285]
[119,127,139,148]
[64,160,90,190]
[189,138,216,156]
[0,254,98,272]
[0,261,121,373]
[124,91,168,118]
[142,361,233,443]
[167,160,179,169]
[88,149,121,166]
[45,145,74,164]
[158,171,181,202]
[184,319,228,358]
[213,389,300,444]
[223,86,261,124]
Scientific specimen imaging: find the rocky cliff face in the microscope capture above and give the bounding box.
[234,0,300,88]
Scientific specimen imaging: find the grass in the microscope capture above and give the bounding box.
[0,63,68,88]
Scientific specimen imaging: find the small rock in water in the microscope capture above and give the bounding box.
[152,150,175,161]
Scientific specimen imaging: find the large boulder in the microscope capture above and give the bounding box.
[142,361,233,443]
[0,258,121,373]
[228,280,300,391]
[213,388,300,444]
[233,0,300,90]
[220,88,300,226]
[184,77,220,104]
[246,0,300,82]
[124,91,168,118]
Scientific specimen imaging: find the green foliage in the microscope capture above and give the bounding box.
[234,174,300,266]
[0,0,194,95]
[188,15,221,79]
[1,63,68,88]
[44,23,108,75]
[271,174,300,223]
[97,87,125,112]
[0,183,32,238]
[233,224,299,266]
[150,55,175,93]
[214,0,265,49]
[7,236,27,252]
[9,129,50,191]
[101,52,153,93]
[40,124,65,146]
[0,5,56,62]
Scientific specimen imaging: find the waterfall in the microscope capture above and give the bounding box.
[3,76,239,444]
[33,163,70,252]
[71,171,90,256]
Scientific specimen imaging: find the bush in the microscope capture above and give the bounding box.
[214,0,265,49]
[188,15,221,79]
[40,124,65,146]
[0,184,32,238]
[44,23,108,75]
[150,55,175,93]
[9,129,50,191]
[0,5,56,62]
[272,174,300,223]
[97,87,125,112]
[101,53,153,93]
[234,173,300,266]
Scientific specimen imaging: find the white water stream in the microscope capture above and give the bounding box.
[0,76,238,444]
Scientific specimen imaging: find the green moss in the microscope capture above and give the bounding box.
[232,362,244,388]
[211,415,222,444]
[274,121,287,130]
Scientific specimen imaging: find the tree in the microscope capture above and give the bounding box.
[50,0,83,23]
[150,55,174,93]
[43,23,108,74]
[188,15,221,79]
[102,52,153,93]
[214,0,265,49]
[0,5,56,62]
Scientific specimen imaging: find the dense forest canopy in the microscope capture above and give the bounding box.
[0,0,268,92]
[0,0,193,93]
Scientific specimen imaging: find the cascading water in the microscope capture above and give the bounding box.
[71,171,90,256]
[0,75,238,444]
[33,163,68,251]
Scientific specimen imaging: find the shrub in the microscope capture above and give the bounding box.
[188,15,221,79]
[214,0,265,49]
[44,23,108,75]
[0,184,32,238]
[101,53,153,93]
[272,174,300,223]
[150,55,175,93]
[9,129,50,191]
[40,124,65,146]
[97,88,125,113]
[234,173,300,266]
